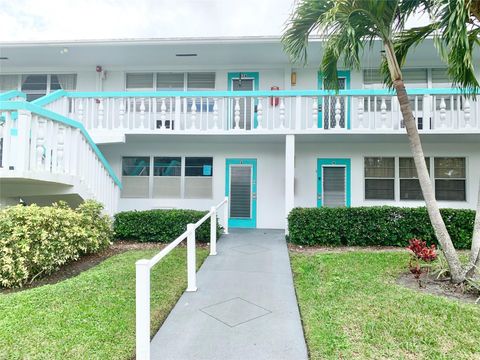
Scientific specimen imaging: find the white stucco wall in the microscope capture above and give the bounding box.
[99,136,479,230]
[100,139,286,229]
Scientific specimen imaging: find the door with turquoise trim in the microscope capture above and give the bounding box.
[228,72,259,130]
[317,158,351,207]
[226,158,257,228]
[318,71,351,129]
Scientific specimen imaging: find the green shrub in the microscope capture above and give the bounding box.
[113,209,222,243]
[0,200,112,288]
[288,206,475,249]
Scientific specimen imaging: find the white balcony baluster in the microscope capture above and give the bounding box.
[36,118,46,169]
[56,125,65,173]
[357,97,364,128]
[78,100,84,124]
[234,98,240,130]
[334,97,342,130]
[311,97,318,129]
[119,99,125,129]
[464,98,471,128]
[98,99,104,129]
[190,98,197,130]
[439,97,447,128]
[160,98,167,130]
[212,98,219,130]
[256,98,264,130]
[380,98,387,128]
[279,98,286,129]
[139,98,146,129]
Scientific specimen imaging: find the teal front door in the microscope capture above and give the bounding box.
[317,158,351,207]
[226,158,257,228]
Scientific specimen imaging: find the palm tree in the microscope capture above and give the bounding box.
[282,0,479,283]
[391,0,480,278]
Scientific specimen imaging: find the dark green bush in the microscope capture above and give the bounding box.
[113,209,222,243]
[287,206,475,249]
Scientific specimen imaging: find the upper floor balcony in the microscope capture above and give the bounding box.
[33,88,480,142]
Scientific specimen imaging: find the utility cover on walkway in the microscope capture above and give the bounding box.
[201,297,271,327]
[150,229,308,360]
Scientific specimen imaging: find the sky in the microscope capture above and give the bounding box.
[0,0,297,41]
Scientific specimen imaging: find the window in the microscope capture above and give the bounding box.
[121,157,150,198]
[185,157,213,198]
[126,73,154,90]
[125,72,215,91]
[153,157,182,198]
[364,157,395,200]
[21,75,47,101]
[434,158,466,201]
[400,157,430,200]
[121,156,213,199]
[0,74,76,101]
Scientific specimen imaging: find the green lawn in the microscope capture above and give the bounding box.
[0,248,208,360]
[290,251,480,360]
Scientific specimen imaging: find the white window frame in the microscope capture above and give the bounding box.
[363,156,396,201]
[433,157,467,202]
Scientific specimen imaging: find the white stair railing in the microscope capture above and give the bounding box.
[0,105,121,215]
[135,197,229,360]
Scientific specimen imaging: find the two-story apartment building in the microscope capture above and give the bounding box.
[0,36,479,230]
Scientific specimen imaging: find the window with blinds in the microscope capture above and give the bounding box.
[431,68,452,87]
[364,157,395,200]
[125,72,216,91]
[434,157,466,201]
[126,73,154,90]
[156,73,184,90]
[400,157,430,200]
[187,72,215,90]
[363,68,427,88]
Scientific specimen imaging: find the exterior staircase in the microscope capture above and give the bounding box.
[0,91,121,214]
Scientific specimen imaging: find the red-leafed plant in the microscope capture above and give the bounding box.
[406,238,438,281]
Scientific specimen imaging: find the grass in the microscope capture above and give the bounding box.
[0,248,208,360]
[290,251,480,360]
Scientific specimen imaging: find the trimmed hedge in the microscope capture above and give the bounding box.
[288,206,475,249]
[0,201,112,288]
[113,209,222,243]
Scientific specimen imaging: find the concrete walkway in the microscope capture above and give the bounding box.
[150,229,308,360]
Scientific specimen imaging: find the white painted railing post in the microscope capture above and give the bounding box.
[210,206,217,256]
[224,197,229,235]
[186,224,197,292]
[135,259,151,360]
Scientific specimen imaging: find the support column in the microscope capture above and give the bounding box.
[285,134,295,234]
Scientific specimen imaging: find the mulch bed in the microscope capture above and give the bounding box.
[1,241,209,294]
[397,272,479,304]
[288,244,407,254]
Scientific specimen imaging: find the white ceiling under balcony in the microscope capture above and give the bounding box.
[0,36,462,71]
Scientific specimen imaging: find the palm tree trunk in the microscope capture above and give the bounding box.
[384,42,465,283]
[466,179,480,278]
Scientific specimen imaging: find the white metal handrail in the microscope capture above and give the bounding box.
[135,197,229,360]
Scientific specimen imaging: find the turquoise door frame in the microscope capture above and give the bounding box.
[225,158,257,228]
[227,72,259,129]
[317,70,351,129]
[317,158,351,207]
